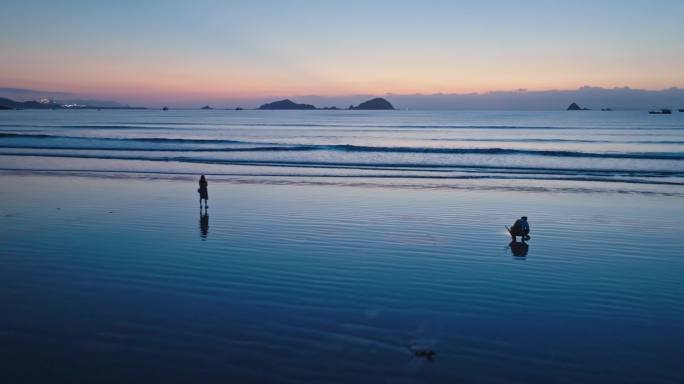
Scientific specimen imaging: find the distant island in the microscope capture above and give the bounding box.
[567,102,590,111]
[258,99,316,110]
[258,97,394,110]
[350,97,394,110]
[201,105,213,110]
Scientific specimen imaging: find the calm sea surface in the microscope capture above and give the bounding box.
[1,110,683,383]
[1,109,683,194]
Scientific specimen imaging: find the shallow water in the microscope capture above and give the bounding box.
[1,109,683,195]
[1,175,683,383]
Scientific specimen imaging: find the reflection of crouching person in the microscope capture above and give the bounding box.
[510,216,530,241]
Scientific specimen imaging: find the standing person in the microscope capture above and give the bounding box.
[198,175,209,209]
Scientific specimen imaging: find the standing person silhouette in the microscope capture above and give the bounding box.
[198,175,209,209]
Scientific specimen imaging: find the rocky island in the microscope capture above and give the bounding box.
[257,97,395,110]
[258,99,316,110]
[567,102,589,111]
[350,97,394,110]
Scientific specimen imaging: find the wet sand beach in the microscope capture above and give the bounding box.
[1,173,683,383]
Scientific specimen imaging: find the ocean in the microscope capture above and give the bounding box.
[1,109,683,195]
[1,109,683,383]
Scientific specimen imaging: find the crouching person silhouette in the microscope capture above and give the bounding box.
[509,216,530,242]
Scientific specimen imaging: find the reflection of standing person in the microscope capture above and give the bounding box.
[200,211,209,240]
[198,175,208,209]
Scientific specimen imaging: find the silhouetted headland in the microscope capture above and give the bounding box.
[350,97,394,110]
[0,96,145,110]
[258,99,316,110]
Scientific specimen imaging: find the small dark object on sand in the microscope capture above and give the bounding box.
[413,349,436,362]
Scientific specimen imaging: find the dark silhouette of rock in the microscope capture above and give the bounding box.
[258,99,316,110]
[567,102,582,110]
[235,107,243,110]
[201,105,213,110]
[162,106,168,111]
[350,97,394,110]
[0,104,11,110]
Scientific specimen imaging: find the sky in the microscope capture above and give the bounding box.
[1,0,683,106]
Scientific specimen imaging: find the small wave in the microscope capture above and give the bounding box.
[2,123,683,131]
[3,152,683,178]
[324,145,684,160]
[5,132,684,146]
[0,133,55,139]
[0,132,248,144]
[0,124,178,130]
[440,138,684,144]
[3,141,680,160]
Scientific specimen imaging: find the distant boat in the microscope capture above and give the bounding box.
[649,108,672,114]
[162,106,168,111]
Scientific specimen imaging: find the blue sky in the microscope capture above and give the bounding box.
[1,0,683,104]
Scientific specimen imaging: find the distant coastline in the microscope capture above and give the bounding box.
[2,86,683,111]
[0,97,145,110]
